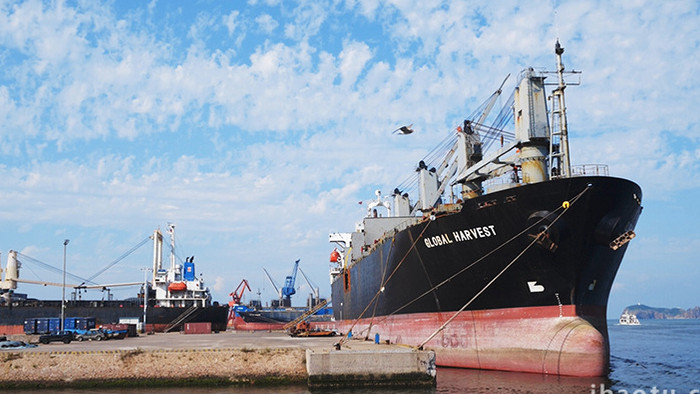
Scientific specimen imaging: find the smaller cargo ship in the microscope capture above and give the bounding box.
[0,225,228,334]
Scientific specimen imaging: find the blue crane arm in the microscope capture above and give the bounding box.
[281,259,299,298]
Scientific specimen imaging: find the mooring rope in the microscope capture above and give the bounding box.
[344,188,578,339]
[335,184,591,349]
[416,185,591,349]
[336,216,436,347]
[364,235,396,339]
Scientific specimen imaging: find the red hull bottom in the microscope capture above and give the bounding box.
[327,305,609,377]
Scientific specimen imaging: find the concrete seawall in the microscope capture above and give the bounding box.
[1,347,307,388]
[306,348,436,388]
[0,331,435,388]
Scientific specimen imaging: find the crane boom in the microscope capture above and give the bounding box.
[229,279,251,305]
[262,268,281,302]
[298,267,319,302]
[281,259,299,299]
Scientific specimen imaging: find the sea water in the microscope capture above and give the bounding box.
[14,320,700,393]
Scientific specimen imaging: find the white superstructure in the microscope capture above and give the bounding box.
[150,224,211,308]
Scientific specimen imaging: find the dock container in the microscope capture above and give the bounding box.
[184,322,211,334]
[35,318,50,334]
[48,317,61,332]
[75,317,96,330]
[23,319,37,335]
[120,324,137,337]
[64,317,77,330]
[118,318,140,335]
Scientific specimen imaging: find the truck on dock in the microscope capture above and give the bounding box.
[287,320,336,337]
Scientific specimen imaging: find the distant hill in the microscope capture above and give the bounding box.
[623,304,700,319]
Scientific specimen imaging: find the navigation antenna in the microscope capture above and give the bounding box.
[548,40,579,179]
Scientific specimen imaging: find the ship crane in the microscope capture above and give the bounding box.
[2,251,142,296]
[412,74,510,212]
[262,259,300,308]
[262,267,281,305]
[282,259,300,302]
[298,267,320,306]
[228,279,251,306]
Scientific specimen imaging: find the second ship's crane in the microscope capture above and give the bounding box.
[263,259,300,307]
[281,259,299,300]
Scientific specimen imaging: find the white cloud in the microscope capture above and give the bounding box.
[0,0,698,310]
[255,13,278,34]
[223,10,240,36]
[338,41,372,88]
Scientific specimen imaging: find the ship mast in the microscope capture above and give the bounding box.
[550,40,572,178]
[151,228,163,284]
[168,223,176,272]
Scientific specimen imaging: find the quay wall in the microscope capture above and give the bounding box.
[0,347,307,388]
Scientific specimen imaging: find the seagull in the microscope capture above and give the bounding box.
[392,124,414,135]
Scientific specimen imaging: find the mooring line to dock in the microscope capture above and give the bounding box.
[416,185,591,350]
[364,234,396,340]
[343,202,564,341]
[337,184,591,347]
[348,186,588,341]
[336,217,436,348]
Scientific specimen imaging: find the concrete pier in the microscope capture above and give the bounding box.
[0,331,436,388]
[306,347,436,388]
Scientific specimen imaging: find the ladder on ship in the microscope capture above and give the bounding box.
[549,87,566,178]
[164,304,200,333]
[282,299,329,330]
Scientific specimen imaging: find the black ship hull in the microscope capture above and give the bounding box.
[0,299,228,333]
[331,176,642,376]
[238,309,305,324]
[230,307,333,331]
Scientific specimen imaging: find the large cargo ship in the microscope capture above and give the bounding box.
[328,42,642,377]
[0,225,228,334]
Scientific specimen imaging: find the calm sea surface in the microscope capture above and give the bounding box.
[15,319,700,393]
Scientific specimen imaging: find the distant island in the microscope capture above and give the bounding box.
[623,304,700,319]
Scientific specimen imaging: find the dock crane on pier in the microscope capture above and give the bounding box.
[263,259,300,307]
[228,279,251,306]
[282,259,299,300]
[227,279,252,326]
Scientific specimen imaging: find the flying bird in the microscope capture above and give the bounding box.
[392,124,414,135]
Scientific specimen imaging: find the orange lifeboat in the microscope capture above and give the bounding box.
[168,282,187,292]
[330,248,340,263]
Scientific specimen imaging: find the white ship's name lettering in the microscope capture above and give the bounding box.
[423,225,497,248]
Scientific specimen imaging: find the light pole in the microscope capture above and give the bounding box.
[61,239,69,332]
[141,267,152,333]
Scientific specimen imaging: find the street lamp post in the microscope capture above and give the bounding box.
[61,239,69,332]
[141,267,152,333]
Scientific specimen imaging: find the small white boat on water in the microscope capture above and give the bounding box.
[619,312,641,325]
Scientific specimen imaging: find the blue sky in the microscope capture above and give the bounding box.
[0,0,698,318]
